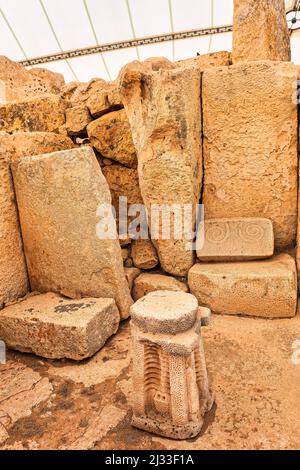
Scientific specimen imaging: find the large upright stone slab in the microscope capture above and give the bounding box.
[188,254,297,319]
[119,63,202,276]
[0,293,120,360]
[0,134,28,307]
[197,218,274,261]
[203,61,298,250]
[232,0,291,63]
[0,131,74,307]
[11,147,133,319]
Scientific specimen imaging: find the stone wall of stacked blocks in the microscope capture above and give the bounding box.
[0,0,299,360]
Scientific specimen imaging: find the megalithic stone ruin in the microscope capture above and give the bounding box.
[130,291,213,439]
[11,146,133,319]
[232,0,291,63]
[119,62,202,277]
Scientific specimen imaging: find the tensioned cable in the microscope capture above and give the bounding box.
[168,0,175,61]
[38,0,78,80]
[125,0,140,60]
[208,0,214,52]
[82,0,112,81]
[0,7,27,59]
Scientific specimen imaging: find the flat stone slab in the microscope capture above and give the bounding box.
[188,254,297,319]
[0,293,120,360]
[130,290,198,334]
[197,218,274,261]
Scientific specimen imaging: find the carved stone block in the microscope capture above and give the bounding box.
[197,218,274,261]
[130,291,213,439]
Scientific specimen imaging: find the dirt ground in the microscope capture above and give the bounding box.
[1,312,300,451]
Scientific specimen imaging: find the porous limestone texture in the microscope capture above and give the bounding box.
[188,254,297,319]
[131,239,159,270]
[0,293,120,360]
[0,134,28,306]
[119,63,202,276]
[66,105,92,136]
[175,51,232,70]
[87,109,137,168]
[0,95,66,133]
[202,61,298,250]
[232,0,291,63]
[102,165,143,242]
[130,290,213,439]
[0,56,64,103]
[132,273,188,301]
[11,146,132,319]
[125,267,141,292]
[197,218,274,261]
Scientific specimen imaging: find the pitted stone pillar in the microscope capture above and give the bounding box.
[130,291,213,439]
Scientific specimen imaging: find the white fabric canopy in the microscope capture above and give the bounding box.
[0,0,299,83]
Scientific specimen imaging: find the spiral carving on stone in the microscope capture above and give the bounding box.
[238,221,265,243]
[205,222,230,244]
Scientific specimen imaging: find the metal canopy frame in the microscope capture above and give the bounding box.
[0,0,298,76]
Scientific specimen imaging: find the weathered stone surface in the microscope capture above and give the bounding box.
[175,51,232,70]
[197,218,274,261]
[132,273,188,301]
[202,61,298,250]
[0,56,64,103]
[4,131,74,162]
[0,133,28,307]
[87,109,137,168]
[86,80,122,117]
[66,105,92,136]
[188,254,297,318]
[0,293,120,360]
[11,146,133,319]
[0,95,66,133]
[131,239,159,270]
[119,64,202,276]
[232,0,291,63]
[124,267,141,291]
[102,164,142,241]
[65,78,122,117]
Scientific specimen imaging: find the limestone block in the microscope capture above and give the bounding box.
[119,63,202,276]
[0,293,120,360]
[102,164,142,241]
[4,131,74,162]
[0,56,64,103]
[65,78,122,116]
[0,95,66,133]
[132,273,188,301]
[131,240,159,270]
[66,105,92,136]
[202,61,298,250]
[86,80,122,117]
[0,134,28,307]
[130,291,213,439]
[232,0,291,63]
[175,51,232,70]
[11,146,133,319]
[125,267,141,292]
[197,218,274,261]
[87,109,137,168]
[188,254,297,318]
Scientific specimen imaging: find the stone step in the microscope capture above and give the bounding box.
[0,293,120,360]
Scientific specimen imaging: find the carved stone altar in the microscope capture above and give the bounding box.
[130,290,213,439]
